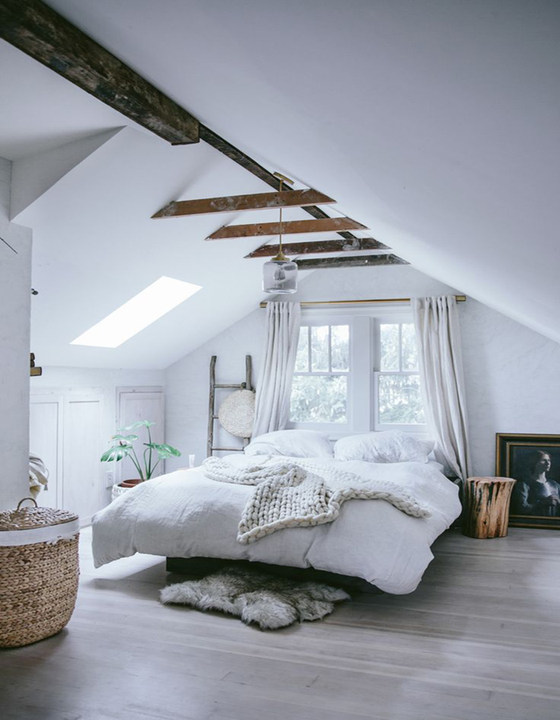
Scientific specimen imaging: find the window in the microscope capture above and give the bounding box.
[289,310,425,434]
[290,323,350,425]
[375,321,424,427]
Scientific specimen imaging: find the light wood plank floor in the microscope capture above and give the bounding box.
[1,527,560,720]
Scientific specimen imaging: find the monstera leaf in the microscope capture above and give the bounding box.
[100,421,181,480]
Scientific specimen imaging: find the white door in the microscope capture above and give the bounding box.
[30,391,104,523]
[62,394,104,523]
[116,388,165,482]
[29,394,63,508]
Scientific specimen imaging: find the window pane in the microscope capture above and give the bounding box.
[401,323,418,371]
[377,374,425,424]
[331,325,349,372]
[295,327,309,372]
[311,326,329,372]
[380,323,399,371]
[290,375,347,424]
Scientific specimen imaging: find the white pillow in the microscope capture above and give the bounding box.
[245,429,333,458]
[334,431,434,464]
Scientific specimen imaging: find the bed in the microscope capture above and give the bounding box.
[92,430,461,595]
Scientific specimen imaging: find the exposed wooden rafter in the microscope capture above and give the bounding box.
[0,1,380,252]
[199,127,364,244]
[295,254,408,270]
[152,189,335,219]
[207,217,367,240]
[0,0,199,145]
[198,126,279,187]
[245,237,389,258]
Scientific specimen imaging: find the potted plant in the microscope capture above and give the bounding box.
[101,420,181,498]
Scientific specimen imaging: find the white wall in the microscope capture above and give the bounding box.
[461,300,560,476]
[165,264,560,478]
[165,311,264,469]
[0,158,32,510]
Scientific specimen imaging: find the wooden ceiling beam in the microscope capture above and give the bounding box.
[295,254,408,270]
[207,217,367,240]
[199,126,279,188]
[199,126,362,243]
[245,237,389,258]
[0,0,199,145]
[0,2,377,246]
[152,189,336,219]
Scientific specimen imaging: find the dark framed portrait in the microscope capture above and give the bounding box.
[496,433,560,529]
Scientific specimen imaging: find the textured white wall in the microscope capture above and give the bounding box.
[165,264,560,477]
[165,310,264,469]
[35,366,165,393]
[461,300,560,476]
[0,158,32,509]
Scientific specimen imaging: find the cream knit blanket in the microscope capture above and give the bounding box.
[203,457,431,544]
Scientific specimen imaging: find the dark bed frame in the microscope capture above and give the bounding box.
[166,556,380,593]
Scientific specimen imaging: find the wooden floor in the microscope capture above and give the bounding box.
[1,527,560,720]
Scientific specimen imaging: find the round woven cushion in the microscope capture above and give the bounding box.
[218,389,255,438]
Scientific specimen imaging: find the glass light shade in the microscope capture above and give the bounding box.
[262,258,298,294]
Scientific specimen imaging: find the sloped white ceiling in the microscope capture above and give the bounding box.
[2,0,559,368]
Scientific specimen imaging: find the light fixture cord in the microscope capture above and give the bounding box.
[278,178,283,255]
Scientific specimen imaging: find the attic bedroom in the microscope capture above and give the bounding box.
[1,1,560,718]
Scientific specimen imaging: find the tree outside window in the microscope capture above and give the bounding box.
[290,324,350,424]
[376,322,424,426]
[289,314,425,432]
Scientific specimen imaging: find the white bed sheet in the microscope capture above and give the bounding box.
[92,455,461,594]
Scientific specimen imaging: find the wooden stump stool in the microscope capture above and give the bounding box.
[462,476,516,539]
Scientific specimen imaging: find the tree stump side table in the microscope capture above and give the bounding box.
[462,476,516,539]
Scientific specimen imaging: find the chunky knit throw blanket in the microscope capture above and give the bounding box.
[203,457,431,544]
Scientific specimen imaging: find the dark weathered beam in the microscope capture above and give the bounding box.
[207,217,367,240]
[295,254,408,270]
[152,189,336,219]
[245,237,389,258]
[199,126,279,187]
[0,0,199,145]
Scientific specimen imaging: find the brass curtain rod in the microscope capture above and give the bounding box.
[259,295,467,308]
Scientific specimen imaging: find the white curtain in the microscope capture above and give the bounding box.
[252,301,301,437]
[412,295,471,480]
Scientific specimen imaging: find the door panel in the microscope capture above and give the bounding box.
[116,389,164,481]
[63,396,103,522]
[29,396,62,508]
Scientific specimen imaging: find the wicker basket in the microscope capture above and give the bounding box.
[0,498,80,648]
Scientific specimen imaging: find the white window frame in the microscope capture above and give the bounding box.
[289,314,355,434]
[288,305,426,437]
[373,315,426,433]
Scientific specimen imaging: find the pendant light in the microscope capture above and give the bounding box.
[262,173,298,294]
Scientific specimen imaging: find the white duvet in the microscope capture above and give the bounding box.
[92,455,461,594]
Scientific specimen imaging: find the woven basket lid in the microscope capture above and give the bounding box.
[218,389,255,439]
[0,498,78,532]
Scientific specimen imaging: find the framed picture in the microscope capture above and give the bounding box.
[496,433,560,529]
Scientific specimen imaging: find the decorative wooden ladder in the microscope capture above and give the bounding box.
[207,355,253,457]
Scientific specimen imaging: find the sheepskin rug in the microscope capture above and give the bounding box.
[160,566,350,630]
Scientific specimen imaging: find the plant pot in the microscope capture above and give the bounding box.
[111,479,143,502]
[120,479,143,488]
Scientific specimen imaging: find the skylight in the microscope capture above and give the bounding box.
[71,276,202,348]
